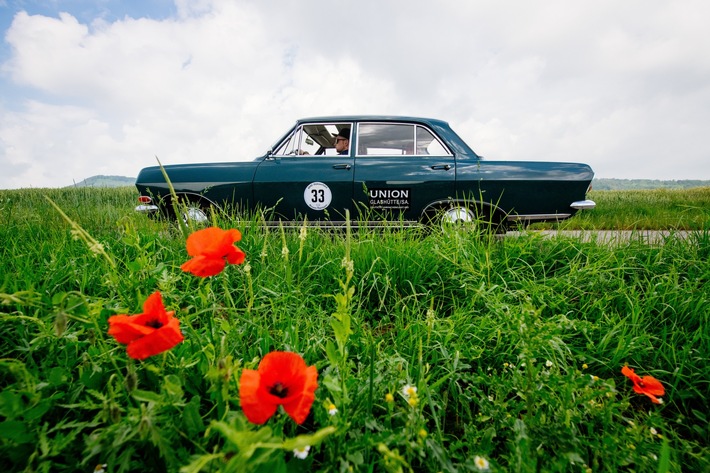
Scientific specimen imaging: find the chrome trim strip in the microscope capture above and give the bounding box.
[261,220,421,229]
[507,213,572,222]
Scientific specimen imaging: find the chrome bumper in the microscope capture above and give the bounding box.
[135,204,159,213]
[570,199,596,210]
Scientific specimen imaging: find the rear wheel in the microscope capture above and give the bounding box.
[426,203,506,234]
[441,206,476,225]
[163,195,213,225]
[181,204,210,224]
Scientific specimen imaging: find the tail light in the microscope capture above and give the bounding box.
[138,196,152,204]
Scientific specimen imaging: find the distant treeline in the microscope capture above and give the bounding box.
[592,178,710,191]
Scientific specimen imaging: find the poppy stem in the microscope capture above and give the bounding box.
[367,333,376,417]
[245,264,254,314]
[221,274,236,325]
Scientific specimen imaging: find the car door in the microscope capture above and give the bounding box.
[253,123,355,222]
[352,122,456,222]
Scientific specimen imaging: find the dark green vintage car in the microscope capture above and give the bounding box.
[135,115,595,230]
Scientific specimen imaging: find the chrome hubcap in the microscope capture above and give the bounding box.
[183,206,209,224]
[442,207,475,224]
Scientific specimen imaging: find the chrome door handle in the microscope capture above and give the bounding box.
[431,164,451,170]
[333,164,352,170]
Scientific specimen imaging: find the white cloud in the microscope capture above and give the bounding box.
[1,0,710,188]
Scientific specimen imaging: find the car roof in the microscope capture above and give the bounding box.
[296,115,450,128]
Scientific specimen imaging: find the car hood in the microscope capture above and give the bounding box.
[135,160,261,192]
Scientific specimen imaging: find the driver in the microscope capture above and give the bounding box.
[333,129,350,155]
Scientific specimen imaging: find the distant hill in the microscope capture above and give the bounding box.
[592,178,710,191]
[68,175,135,188]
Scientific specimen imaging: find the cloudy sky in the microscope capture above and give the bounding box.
[1,0,709,189]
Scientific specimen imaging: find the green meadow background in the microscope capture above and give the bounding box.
[0,186,708,472]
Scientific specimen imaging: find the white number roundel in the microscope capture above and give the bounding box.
[304,182,332,210]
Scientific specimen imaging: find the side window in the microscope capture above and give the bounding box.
[273,126,303,156]
[305,124,351,156]
[416,126,451,156]
[300,125,327,155]
[357,123,415,156]
[273,123,353,156]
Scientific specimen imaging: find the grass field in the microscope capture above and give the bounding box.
[531,187,710,230]
[0,187,708,472]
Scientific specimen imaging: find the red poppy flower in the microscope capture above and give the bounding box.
[239,351,318,425]
[181,227,246,277]
[621,365,665,404]
[108,291,184,360]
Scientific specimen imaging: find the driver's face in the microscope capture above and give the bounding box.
[335,136,349,153]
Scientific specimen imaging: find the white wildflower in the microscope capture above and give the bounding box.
[293,445,311,460]
[402,384,419,407]
[402,384,417,398]
[474,455,490,471]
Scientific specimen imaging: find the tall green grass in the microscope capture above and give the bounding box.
[533,187,710,230]
[0,187,708,472]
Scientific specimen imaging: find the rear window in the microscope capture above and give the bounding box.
[356,123,451,156]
